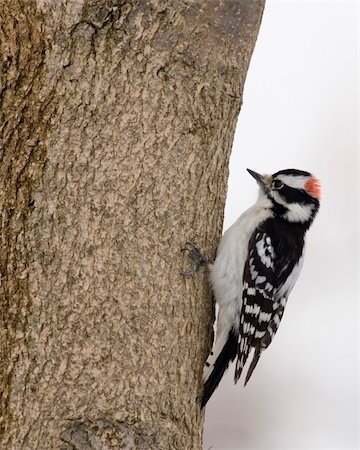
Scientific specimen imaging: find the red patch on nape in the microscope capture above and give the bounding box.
[305,178,321,199]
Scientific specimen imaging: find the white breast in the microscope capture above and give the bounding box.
[209,195,273,335]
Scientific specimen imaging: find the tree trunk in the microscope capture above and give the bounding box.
[0,1,265,448]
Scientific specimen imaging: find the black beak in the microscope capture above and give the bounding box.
[247,169,265,185]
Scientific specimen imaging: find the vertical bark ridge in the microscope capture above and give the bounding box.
[0,1,49,441]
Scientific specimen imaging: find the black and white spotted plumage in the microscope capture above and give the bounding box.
[235,230,277,383]
[201,169,320,407]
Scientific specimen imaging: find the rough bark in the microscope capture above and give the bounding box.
[0,1,265,449]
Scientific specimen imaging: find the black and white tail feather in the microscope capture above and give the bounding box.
[202,327,237,407]
[185,169,320,407]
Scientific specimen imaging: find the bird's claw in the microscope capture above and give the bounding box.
[181,242,208,277]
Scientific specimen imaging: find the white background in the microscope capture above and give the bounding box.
[203,1,359,449]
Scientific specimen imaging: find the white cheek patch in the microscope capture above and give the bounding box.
[271,190,314,223]
[284,202,314,223]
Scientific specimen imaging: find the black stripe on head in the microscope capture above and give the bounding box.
[278,185,311,204]
[271,201,287,216]
[272,168,311,178]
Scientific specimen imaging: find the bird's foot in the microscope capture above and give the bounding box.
[181,241,208,277]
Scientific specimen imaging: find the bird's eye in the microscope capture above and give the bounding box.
[273,180,283,189]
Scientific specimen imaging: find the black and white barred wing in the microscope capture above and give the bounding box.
[234,229,286,384]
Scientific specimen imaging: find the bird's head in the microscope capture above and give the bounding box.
[247,168,321,227]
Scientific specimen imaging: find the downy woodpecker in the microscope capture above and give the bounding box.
[184,168,320,407]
